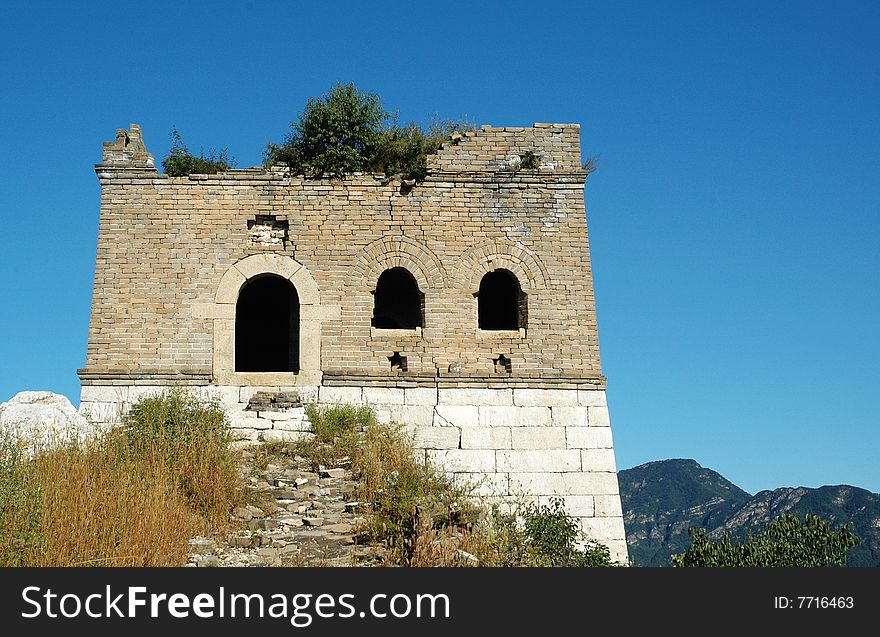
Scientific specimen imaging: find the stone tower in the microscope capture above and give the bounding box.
[79,123,629,562]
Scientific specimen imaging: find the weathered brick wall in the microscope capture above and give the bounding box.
[81,124,602,385]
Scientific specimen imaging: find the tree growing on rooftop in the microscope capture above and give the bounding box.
[265,82,474,181]
[265,82,390,177]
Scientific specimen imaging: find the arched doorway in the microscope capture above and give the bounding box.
[235,275,300,372]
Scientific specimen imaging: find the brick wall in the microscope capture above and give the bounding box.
[81,124,603,386]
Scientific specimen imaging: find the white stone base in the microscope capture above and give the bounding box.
[79,383,629,564]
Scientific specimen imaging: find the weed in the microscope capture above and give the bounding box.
[162,126,235,177]
[0,433,42,566]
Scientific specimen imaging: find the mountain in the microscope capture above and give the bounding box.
[618,459,880,567]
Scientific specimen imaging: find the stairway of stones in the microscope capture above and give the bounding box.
[187,390,383,567]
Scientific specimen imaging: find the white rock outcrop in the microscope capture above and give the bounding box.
[0,391,103,453]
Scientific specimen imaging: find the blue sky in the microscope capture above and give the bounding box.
[1,1,877,494]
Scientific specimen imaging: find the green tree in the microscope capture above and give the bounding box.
[265,82,391,177]
[672,513,861,567]
[265,83,474,180]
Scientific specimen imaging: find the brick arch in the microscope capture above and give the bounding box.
[351,236,447,292]
[453,241,550,292]
[215,253,320,305]
[205,254,340,386]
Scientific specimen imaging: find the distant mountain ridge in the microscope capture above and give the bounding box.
[618,459,880,567]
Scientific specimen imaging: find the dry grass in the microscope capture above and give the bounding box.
[1,394,619,568]
[0,388,244,567]
[29,444,201,566]
[117,390,241,525]
[0,434,42,566]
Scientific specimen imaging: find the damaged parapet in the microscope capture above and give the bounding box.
[101,124,155,169]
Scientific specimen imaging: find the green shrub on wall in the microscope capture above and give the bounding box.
[264,82,474,181]
[162,126,236,177]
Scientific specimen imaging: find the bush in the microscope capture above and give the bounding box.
[298,404,475,564]
[522,498,615,566]
[265,82,474,181]
[516,150,541,170]
[672,513,861,567]
[371,117,475,181]
[265,82,389,177]
[116,388,240,523]
[355,420,476,562]
[298,403,374,471]
[162,126,235,177]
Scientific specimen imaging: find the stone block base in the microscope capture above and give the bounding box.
[79,383,628,564]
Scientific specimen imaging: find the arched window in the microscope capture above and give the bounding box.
[478,269,524,330]
[235,275,300,372]
[372,267,423,329]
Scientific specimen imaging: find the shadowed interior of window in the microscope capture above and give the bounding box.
[372,267,424,329]
[478,269,524,330]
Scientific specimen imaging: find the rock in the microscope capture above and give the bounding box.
[280,517,304,528]
[186,440,381,567]
[256,547,279,562]
[197,556,221,567]
[320,468,346,479]
[456,549,479,565]
[232,507,253,521]
[0,391,104,454]
[302,517,325,527]
[323,523,355,534]
[248,519,279,531]
[293,529,329,539]
[188,538,216,555]
[261,501,282,514]
[229,535,253,548]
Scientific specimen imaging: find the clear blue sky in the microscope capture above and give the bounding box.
[1,1,877,495]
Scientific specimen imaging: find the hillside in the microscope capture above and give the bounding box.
[618,459,880,567]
